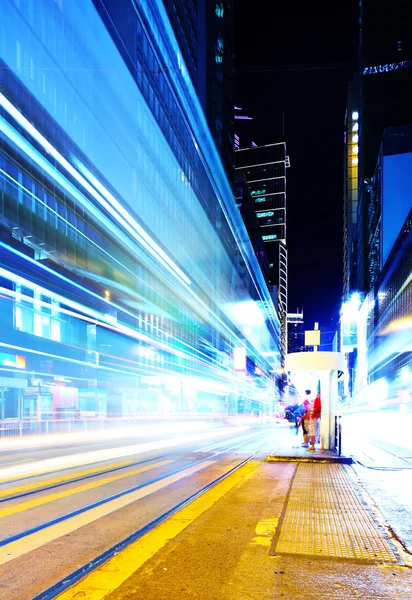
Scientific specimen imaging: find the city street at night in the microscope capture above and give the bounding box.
[1,0,412,597]
[0,421,277,598]
[1,420,412,599]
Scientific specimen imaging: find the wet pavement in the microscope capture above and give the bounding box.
[56,420,412,600]
[341,418,412,557]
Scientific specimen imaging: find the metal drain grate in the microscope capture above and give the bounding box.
[272,463,399,563]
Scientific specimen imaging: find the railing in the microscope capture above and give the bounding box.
[334,415,342,456]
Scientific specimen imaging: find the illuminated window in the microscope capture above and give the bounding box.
[353,145,359,155]
[352,122,359,132]
[352,157,358,165]
[215,38,223,63]
[257,211,274,218]
[215,2,224,17]
[251,189,266,196]
[352,111,359,120]
[15,306,22,330]
[352,134,359,143]
[262,234,277,241]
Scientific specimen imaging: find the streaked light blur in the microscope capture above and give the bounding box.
[0,0,282,430]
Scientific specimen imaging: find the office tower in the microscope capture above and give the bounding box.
[343,86,359,302]
[357,0,412,291]
[197,1,235,180]
[0,0,280,419]
[354,127,412,401]
[235,142,288,365]
[342,0,412,403]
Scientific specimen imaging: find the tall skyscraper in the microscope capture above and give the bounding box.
[235,142,288,365]
[197,0,235,180]
[357,0,412,292]
[343,87,359,302]
[342,0,412,404]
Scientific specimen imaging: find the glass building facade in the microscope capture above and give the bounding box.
[346,129,412,408]
[0,0,280,420]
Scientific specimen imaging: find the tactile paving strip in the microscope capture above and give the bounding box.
[272,463,398,563]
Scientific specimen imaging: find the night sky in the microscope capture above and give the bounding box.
[235,0,359,344]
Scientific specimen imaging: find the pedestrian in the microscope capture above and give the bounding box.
[297,390,311,447]
[300,390,317,452]
[313,390,321,444]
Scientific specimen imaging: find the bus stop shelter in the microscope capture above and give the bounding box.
[286,351,345,451]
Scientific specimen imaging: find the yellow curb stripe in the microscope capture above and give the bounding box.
[0,460,138,499]
[57,460,260,600]
[0,460,172,519]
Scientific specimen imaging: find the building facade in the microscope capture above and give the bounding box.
[356,0,412,293]
[0,0,280,420]
[342,1,412,406]
[343,90,359,301]
[197,0,235,181]
[235,143,288,365]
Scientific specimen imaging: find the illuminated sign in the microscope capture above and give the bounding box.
[304,330,320,347]
[0,353,26,369]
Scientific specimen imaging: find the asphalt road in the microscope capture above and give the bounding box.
[0,421,278,600]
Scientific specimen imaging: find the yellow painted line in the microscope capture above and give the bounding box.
[252,518,279,547]
[0,460,138,498]
[0,460,172,519]
[0,459,216,567]
[57,460,260,600]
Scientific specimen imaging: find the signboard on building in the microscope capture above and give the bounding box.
[304,329,321,347]
[0,353,26,369]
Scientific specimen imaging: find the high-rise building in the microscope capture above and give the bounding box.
[197,0,235,180]
[354,127,412,403]
[342,0,412,405]
[235,142,289,365]
[0,0,280,419]
[343,87,359,301]
[233,174,271,287]
[356,0,412,292]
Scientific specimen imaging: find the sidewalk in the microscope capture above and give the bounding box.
[56,427,412,600]
[266,419,352,463]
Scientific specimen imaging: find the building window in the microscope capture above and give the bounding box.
[262,234,277,241]
[215,3,224,17]
[257,211,274,218]
[215,38,223,63]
